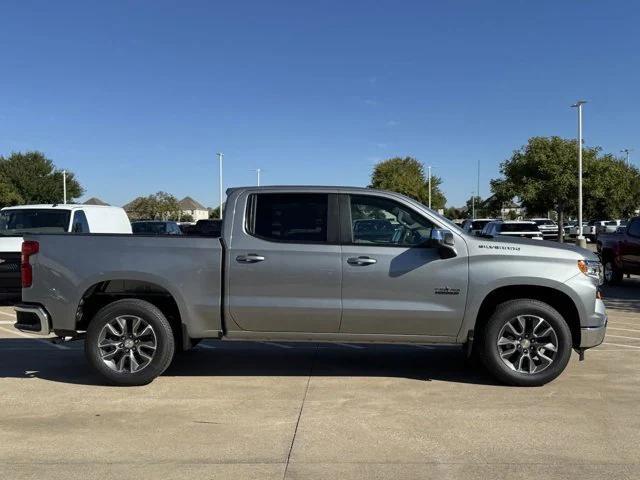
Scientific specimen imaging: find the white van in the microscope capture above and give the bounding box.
[0,204,131,299]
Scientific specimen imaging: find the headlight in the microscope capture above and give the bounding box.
[578,260,603,285]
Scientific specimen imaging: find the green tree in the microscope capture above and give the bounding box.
[369,156,447,209]
[583,155,640,219]
[126,192,181,220]
[490,137,599,242]
[490,137,640,241]
[0,151,83,204]
[0,178,23,207]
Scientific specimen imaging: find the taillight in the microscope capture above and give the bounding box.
[21,240,39,288]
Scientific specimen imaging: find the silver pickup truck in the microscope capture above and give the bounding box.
[14,186,607,386]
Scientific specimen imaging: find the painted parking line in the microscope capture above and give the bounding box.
[0,320,14,325]
[0,326,70,350]
[602,342,640,350]
[607,327,640,333]
[605,334,640,341]
[0,311,15,318]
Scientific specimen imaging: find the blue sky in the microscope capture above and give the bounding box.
[1,0,638,207]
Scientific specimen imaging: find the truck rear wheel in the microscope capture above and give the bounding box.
[85,299,175,386]
[479,299,572,387]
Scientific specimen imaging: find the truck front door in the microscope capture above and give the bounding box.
[621,218,640,272]
[339,194,468,337]
[226,192,342,333]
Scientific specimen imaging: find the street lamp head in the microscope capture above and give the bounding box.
[571,100,587,107]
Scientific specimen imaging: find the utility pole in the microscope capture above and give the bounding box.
[571,100,587,248]
[621,148,633,166]
[217,152,224,219]
[428,165,432,209]
[62,170,67,204]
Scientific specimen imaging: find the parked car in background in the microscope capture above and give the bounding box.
[461,218,495,236]
[599,220,626,236]
[530,218,559,240]
[596,216,640,285]
[568,222,588,240]
[131,220,182,235]
[0,204,131,300]
[481,220,543,240]
[15,186,606,387]
[584,220,609,242]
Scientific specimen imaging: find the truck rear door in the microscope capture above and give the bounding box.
[226,191,342,333]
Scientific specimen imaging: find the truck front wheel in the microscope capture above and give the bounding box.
[85,299,175,386]
[603,259,623,285]
[479,299,572,387]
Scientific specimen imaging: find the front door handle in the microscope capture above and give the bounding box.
[236,254,265,263]
[347,256,377,266]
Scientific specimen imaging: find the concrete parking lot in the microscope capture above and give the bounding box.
[0,279,639,480]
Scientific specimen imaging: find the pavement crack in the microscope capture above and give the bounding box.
[283,344,317,480]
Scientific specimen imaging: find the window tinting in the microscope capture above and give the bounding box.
[471,220,491,230]
[0,209,71,234]
[249,193,328,243]
[350,195,434,247]
[72,210,89,233]
[628,219,640,238]
[500,223,539,233]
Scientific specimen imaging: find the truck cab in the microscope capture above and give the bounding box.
[597,216,640,284]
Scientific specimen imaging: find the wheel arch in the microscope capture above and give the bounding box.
[471,285,581,348]
[74,277,187,348]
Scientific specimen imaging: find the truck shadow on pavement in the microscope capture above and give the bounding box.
[0,340,503,387]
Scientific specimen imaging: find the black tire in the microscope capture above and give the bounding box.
[85,299,175,386]
[479,299,572,387]
[603,258,623,286]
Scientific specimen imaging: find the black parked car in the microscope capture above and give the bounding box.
[131,221,182,235]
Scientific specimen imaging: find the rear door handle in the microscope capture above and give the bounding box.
[236,254,265,263]
[347,256,377,266]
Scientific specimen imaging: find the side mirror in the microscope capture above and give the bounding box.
[429,229,457,258]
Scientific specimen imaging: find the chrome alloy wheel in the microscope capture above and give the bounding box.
[97,315,157,373]
[496,315,558,374]
[604,262,613,283]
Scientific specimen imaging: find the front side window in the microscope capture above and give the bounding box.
[349,195,434,247]
[247,193,328,243]
[500,223,539,232]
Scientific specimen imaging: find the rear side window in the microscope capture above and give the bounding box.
[247,193,328,243]
[71,210,90,233]
[628,219,640,238]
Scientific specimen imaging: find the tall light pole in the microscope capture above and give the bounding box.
[621,148,633,165]
[428,165,432,209]
[62,170,67,204]
[217,152,224,219]
[477,159,480,203]
[471,192,475,220]
[571,100,587,248]
[251,168,261,186]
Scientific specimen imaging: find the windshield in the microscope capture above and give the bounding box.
[0,209,71,234]
[132,222,169,234]
[472,220,491,230]
[501,223,539,232]
[534,219,555,226]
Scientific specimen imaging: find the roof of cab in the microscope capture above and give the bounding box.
[1,204,123,211]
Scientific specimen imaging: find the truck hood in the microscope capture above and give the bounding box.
[471,234,598,261]
[0,236,23,253]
